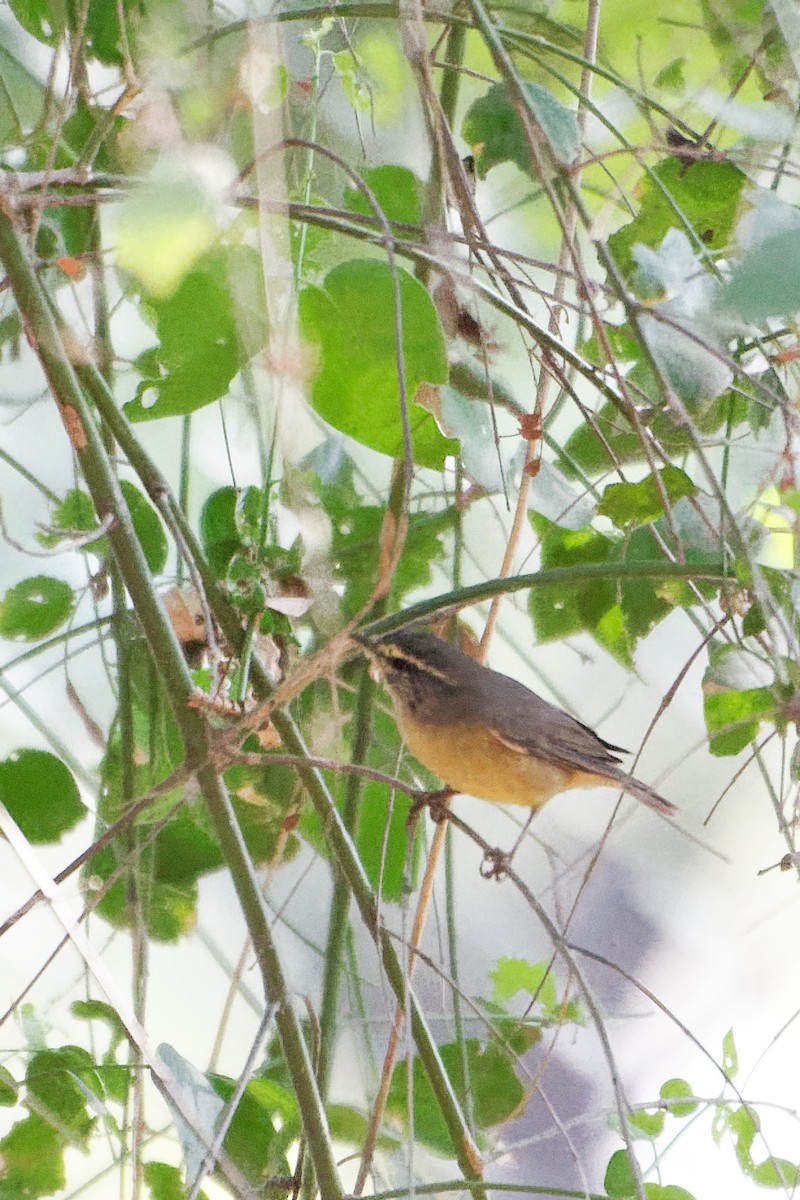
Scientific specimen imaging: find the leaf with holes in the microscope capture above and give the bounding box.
[0,576,74,641]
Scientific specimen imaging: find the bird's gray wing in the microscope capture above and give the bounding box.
[480,670,627,774]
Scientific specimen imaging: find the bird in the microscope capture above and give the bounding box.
[353,627,677,817]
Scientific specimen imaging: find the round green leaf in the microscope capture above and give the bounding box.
[0,749,85,843]
[0,576,74,641]
[120,480,168,574]
[299,260,454,469]
[604,1147,638,1197]
[660,1077,698,1118]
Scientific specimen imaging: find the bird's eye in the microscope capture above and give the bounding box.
[385,653,413,672]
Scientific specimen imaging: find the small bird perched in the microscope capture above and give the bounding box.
[353,627,677,817]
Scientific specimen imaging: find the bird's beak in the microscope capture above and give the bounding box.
[351,630,385,683]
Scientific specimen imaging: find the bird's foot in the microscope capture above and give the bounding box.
[406,788,456,831]
[480,847,511,881]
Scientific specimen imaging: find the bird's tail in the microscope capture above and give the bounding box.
[618,774,678,817]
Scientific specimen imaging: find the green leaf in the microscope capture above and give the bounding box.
[462,80,579,175]
[344,165,423,224]
[125,245,265,421]
[530,516,619,643]
[631,230,731,410]
[299,260,453,468]
[84,0,146,66]
[726,1103,758,1168]
[334,504,451,617]
[387,1037,525,1156]
[51,488,97,530]
[0,576,74,641]
[71,1000,127,1054]
[28,97,122,259]
[598,467,697,529]
[327,1103,401,1151]
[26,1047,101,1147]
[628,1107,666,1138]
[645,1187,698,1200]
[488,958,583,1025]
[9,0,144,64]
[37,489,101,552]
[120,481,168,574]
[0,1114,65,1199]
[531,507,718,663]
[490,958,556,1010]
[654,58,686,91]
[200,486,241,576]
[73,1001,130,1103]
[721,227,800,321]
[714,1102,800,1185]
[704,686,775,756]
[90,639,297,939]
[608,156,746,278]
[660,1077,698,1117]
[210,1073,296,1186]
[332,31,409,122]
[355,779,414,902]
[233,485,265,544]
[722,1027,738,1076]
[0,1064,18,1107]
[88,653,208,939]
[0,42,46,147]
[562,389,742,478]
[145,1161,209,1200]
[751,1158,800,1188]
[604,1147,638,1197]
[8,0,66,46]
[88,837,203,941]
[0,750,84,843]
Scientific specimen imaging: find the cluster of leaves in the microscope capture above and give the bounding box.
[0,958,582,1198]
[604,1030,799,1198]
[0,1003,294,1200]
[386,956,584,1156]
